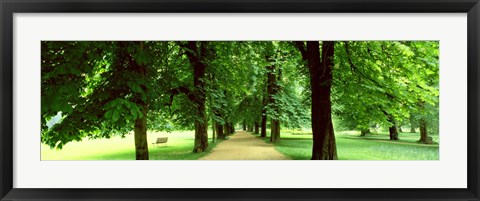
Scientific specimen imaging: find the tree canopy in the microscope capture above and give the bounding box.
[42,41,439,160]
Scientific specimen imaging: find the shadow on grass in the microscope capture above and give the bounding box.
[340,135,439,147]
[277,138,311,141]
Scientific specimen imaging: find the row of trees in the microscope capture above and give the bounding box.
[41,41,439,160]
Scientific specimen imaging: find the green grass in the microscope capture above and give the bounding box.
[41,130,224,160]
[260,129,439,160]
[43,128,439,160]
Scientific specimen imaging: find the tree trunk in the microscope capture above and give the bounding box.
[243,121,247,130]
[304,41,337,160]
[214,110,225,140]
[260,55,276,139]
[225,123,234,135]
[254,122,259,134]
[134,105,149,160]
[230,124,235,134]
[410,115,416,133]
[129,41,149,160]
[248,124,254,132]
[268,61,281,143]
[418,118,432,144]
[212,120,216,143]
[193,119,208,152]
[216,123,224,140]
[187,41,209,153]
[382,111,399,140]
[224,124,229,135]
[270,120,280,143]
[261,96,267,137]
[388,125,399,140]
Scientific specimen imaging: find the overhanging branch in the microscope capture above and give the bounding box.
[168,86,195,107]
[344,41,397,100]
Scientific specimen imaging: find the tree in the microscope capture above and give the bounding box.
[409,115,417,133]
[260,92,268,138]
[295,41,338,160]
[332,41,438,142]
[42,41,165,160]
[173,41,210,152]
[266,42,310,142]
[42,40,439,160]
[405,41,439,143]
[267,59,281,142]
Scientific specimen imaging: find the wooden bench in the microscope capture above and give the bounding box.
[152,137,168,146]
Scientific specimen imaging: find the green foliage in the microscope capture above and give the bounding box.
[332,41,439,133]
[41,40,439,152]
[42,41,168,149]
[268,86,310,128]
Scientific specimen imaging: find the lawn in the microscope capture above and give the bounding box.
[42,129,439,160]
[41,130,223,160]
[261,129,440,160]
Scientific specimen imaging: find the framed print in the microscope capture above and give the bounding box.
[1,0,479,200]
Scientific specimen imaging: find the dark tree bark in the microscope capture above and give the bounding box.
[268,62,281,143]
[418,118,430,143]
[383,111,399,140]
[243,121,247,130]
[417,101,432,144]
[388,125,399,140]
[260,95,267,138]
[225,123,234,135]
[261,54,279,140]
[295,41,337,160]
[186,41,209,153]
[270,120,280,143]
[216,123,225,140]
[134,104,149,160]
[230,124,235,134]
[254,122,259,134]
[193,119,208,152]
[213,109,225,140]
[212,120,216,143]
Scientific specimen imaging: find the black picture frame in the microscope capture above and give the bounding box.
[1,0,479,200]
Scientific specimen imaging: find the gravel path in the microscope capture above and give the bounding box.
[199,131,289,160]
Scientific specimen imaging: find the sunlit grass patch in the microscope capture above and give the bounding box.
[41,130,221,160]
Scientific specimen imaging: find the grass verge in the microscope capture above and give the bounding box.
[258,130,439,160]
[41,130,223,160]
